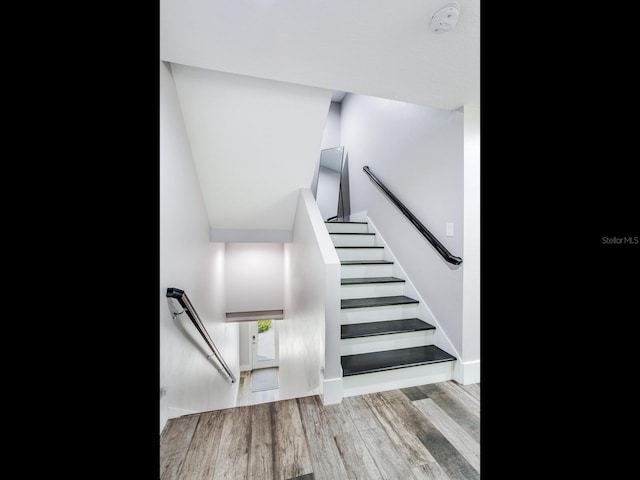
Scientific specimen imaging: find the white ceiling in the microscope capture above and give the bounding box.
[170,64,331,239]
[161,0,479,111]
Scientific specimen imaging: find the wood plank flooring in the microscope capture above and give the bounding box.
[160,379,480,480]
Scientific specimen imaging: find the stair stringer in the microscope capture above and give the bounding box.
[366,217,462,382]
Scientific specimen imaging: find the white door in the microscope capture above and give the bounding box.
[251,320,279,370]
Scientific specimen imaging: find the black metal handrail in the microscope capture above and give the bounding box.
[166,288,236,383]
[363,166,462,265]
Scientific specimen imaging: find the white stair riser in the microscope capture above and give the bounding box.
[325,223,369,234]
[342,361,455,397]
[336,248,385,261]
[341,304,419,324]
[341,330,434,355]
[341,283,404,299]
[330,234,377,247]
[340,264,393,278]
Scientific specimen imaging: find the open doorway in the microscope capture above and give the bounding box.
[251,319,279,369]
[237,319,280,406]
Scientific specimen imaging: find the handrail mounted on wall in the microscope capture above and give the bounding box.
[166,287,236,383]
[363,166,462,265]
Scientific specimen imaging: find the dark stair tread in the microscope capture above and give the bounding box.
[341,295,418,309]
[342,345,456,376]
[341,277,405,285]
[341,319,435,339]
[335,246,384,249]
[341,260,393,265]
[325,221,368,224]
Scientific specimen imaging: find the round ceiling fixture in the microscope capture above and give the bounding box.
[430,2,461,33]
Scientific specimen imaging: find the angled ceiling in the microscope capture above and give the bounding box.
[161,0,480,110]
[170,64,331,241]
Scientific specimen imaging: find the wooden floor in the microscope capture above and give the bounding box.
[160,380,480,480]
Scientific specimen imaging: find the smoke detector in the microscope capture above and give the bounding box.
[430,2,461,33]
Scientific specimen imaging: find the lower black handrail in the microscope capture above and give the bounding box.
[166,288,236,383]
[363,166,462,265]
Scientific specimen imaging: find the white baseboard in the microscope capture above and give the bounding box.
[321,376,343,405]
[455,359,480,384]
[167,406,198,419]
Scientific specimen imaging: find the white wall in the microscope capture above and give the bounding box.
[239,322,252,371]
[321,101,342,149]
[170,63,331,242]
[340,93,465,356]
[280,189,342,403]
[225,243,284,313]
[160,61,239,433]
[461,104,480,383]
[312,103,343,197]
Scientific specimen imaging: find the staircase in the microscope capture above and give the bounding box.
[326,220,457,397]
